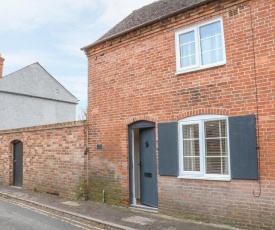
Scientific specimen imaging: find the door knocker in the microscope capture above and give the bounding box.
[145,141,149,147]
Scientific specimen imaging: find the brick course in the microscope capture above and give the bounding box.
[85,0,275,228]
[0,121,86,199]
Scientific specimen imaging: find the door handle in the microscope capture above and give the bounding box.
[138,161,141,171]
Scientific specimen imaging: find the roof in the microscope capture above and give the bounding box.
[0,63,78,104]
[82,0,213,50]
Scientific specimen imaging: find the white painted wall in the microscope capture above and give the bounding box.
[0,92,76,130]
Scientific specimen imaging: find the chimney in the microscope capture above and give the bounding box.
[0,54,4,78]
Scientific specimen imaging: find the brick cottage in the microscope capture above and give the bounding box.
[81,0,275,228]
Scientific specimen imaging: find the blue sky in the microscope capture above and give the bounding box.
[0,0,156,117]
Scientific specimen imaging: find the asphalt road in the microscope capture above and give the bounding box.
[0,197,106,230]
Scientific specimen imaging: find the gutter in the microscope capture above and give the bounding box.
[81,0,215,51]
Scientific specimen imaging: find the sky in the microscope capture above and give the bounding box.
[0,0,156,117]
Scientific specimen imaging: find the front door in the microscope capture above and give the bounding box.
[13,141,23,186]
[139,128,158,207]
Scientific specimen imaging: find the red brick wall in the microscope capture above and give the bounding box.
[86,0,275,228]
[0,121,86,199]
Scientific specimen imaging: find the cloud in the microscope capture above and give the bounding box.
[1,0,157,116]
[83,0,157,43]
[3,50,52,73]
[57,74,87,102]
[54,30,94,58]
[0,0,99,32]
[1,0,157,59]
[5,50,50,67]
[54,0,157,60]
[97,0,156,26]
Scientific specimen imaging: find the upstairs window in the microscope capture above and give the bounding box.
[175,18,226,74]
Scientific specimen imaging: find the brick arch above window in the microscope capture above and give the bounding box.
[176,108,229,120]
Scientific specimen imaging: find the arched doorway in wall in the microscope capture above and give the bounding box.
[13,141,23,187]
[128,121,158,209]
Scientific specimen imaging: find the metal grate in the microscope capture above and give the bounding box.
[227,7,240,17]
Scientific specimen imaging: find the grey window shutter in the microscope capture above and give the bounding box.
[158,122,178,176]
[229,114,258,179]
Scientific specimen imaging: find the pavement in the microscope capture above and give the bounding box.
[0,184,237,230]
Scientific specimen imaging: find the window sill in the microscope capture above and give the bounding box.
[177,175,231,182]
[175,61,226,75]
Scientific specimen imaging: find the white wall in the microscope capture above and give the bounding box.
[0,92,76,130]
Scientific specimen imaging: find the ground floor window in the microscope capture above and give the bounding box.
[158,114,258,180]
[178,115,230,180]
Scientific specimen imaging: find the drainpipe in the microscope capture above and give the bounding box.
[84,119,89,200]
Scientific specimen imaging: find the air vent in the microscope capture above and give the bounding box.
[227,7,240,17]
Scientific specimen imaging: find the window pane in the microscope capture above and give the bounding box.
[205,120,227,138]
[201,35,222,52]
[184,157,200,171]
[179,31,195,44]
[179,31,196,68]
[204,119,228,175]
[183,124,200,172]
[206,157,228,174]
[201,48,223,65]
[205,139,228,156]
[183,140,200,156]
[181,55,196,68]
[183,124,199,139]
[200,21,221,39]
[180,42,195,57]
[200,21,224,66]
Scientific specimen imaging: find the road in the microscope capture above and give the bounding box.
[0,196,108,230]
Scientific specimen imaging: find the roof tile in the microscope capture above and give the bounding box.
[98,0,210,42]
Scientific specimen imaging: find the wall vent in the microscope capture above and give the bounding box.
[227,7,240,17]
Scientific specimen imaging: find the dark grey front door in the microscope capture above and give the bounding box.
[13,141,23,186]
[139,128,158,207]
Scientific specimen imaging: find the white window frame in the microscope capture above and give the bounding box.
[178,115,231,181]
[175,18,226,74]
